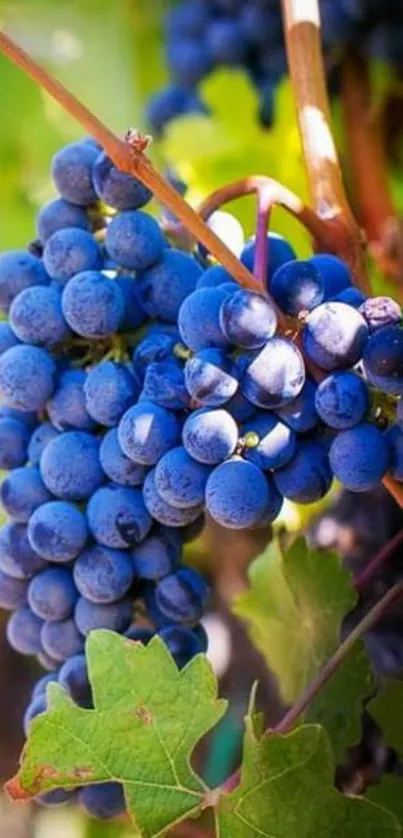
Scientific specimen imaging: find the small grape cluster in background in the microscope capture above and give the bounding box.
[0,135,403,818]
[147,0,403,136]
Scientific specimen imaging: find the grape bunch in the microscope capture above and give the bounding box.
[148,0,403,135]
[0,136,403,818]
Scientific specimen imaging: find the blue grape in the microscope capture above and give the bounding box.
[385,425,403,481]
[241,337,305,408]
[0,322,20,355]
[219,288,277,348]
[78,783,125,820]
[41,617,84,662]
[0,417,30,469]
[155,566,209,623]
[159,625,207,668]
[115,274,147,330]
[0,522,46,579]
[58,653,92,707]
[147,85,206,137]
[28,423,59,465]
[132,329,179,379]
[47,369,95,431]
[75,596,133,636]
[178,287,229,351]
[100,428,148,486]
[359,296,402,333]
[155,447,211,508]
[23,694,47,735]
[270,259,324,315]
[62,271,125,338]
[105,210,164,270]
[118,401,180,466]
[28,568,78,622]
[309,254,352,299]
[36,649,59,671]
[277,379,319,432]
[167,39,212,88]
[132,528,180,579]
[167,2,208,38]
[28,500,88,563]
[205,458,271,528]
[363,325,403,395]
[182,407,238,464]
[0,405,38,427]
[126,624,154,643]
[143,468,203,527]
[137,249,202,323]
[196,265,235,289]
[43,228,101,285]
[7,606,43,655]
[51,140,98,205]
[0,344,56,410]
[87,483,152,548]
[241,232,296,288]
[141,362,189,410]
[36,198,90,243]
[315,371,369,429]
[40,431,104,500]
[329,423,390,491]
[208,18,246,62]
[185,348,238,406]
[36,790,76,808]
[253,477,284,526]
[302,302,368,371]
[93,151,152,210]
[335,287,367,307]
[32,672,58,700]
[0,569,29,610]
[73,544,133,603]
[0,250,49,313]
[84,361,139,426]
[226,389,256,422]
[273,441,332,503]
[0,466,51,522]
[10,285,70,346]
[241,412,296,470]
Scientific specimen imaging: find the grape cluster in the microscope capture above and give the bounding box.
[1,136,403,818]
[148,0,403,135]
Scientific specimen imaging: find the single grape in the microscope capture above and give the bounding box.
[78,783,125,820]
[277,379,319,432]
[196,265,235,289]
[87,483,152,548]
[309,254,352,299]
[10,285,69,347]
[270,259,324,315]
[47,369,95,431]
[100,428,148,486]
[0,322,20,355]
[302,302,368,371]
[51,139,99,205]
[62,271,125,338]
[27,420,59,467]
[28,567,78,622]
[334,287,367,307]
[147,85,206,137]
[43,228,101,285]
[58,653,92,707]
[118,401,180,466]
[137,249,202,322]
[273,441,332,503]
[75,596,133,636]
[0,569,29,610]
[0,521,46,579]
[359,296,402,333]
[205,458,271,528]
[363,325,403,395]
[241,232,296,288]
[241,412,296,470]
[0,417,30,469]
[158,624,207,668]
[105,210,164,270]
[0,344,56,410]
[182,407,238,464]
[167,39,212,88]
[185,348,238,407]
[0,466,51,522]
[329,423,390,491]
[141,362,189,410]
[27,500,88,563]
[241,337,305,408]
[84,361,139,427]
[93,151,152,210]
[40,431,104,500]
[143,468,203,527]
[73,544,133,604]
[155,447,211,508]
[178,287,229,351]
[7,606,43,655]
[0,250,49,313]
[315,371,369,429]
[36,198,90,243]
[219,288,277,348]
[131,528,180,579]
[155,566,209,623]
[41,617,84,662]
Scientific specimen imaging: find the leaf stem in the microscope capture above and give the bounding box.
[281,0,368,290]
[354,527,403,592]
[0,30,259,294]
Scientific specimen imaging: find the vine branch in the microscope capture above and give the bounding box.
[354,527,403,591]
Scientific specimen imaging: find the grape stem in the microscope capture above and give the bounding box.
[354,526,403,591]
[341,53,403,286]
[254,185,272,287]
[281,0,369,292]
[217,579,403,797]
[0,30,260,295]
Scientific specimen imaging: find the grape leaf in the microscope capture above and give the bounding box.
[7,631,227,838]
[232,537,374,759]
[216,715,400,837]
[369,680,403,753]
[368,776,403,830]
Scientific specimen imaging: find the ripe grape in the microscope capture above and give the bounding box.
[329,423,390,491]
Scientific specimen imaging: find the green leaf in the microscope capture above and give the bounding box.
[369,680,403,754]
[232,538,374,759]
[7,631,227,838]
[368,776,403,830]
[216,719,400,837]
